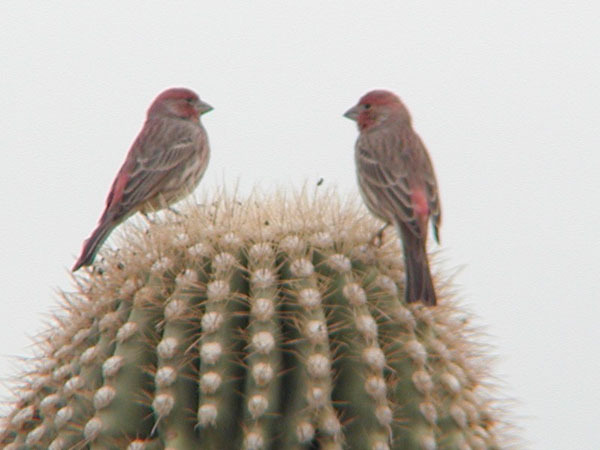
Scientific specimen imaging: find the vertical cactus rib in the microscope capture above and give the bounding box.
[197,232,248,449]
[278,234,343,449]
[89,260,174,448]
[152,266,204,448]
[242,241,282,449]
[313,245,393,450]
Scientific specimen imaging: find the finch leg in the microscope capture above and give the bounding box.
[370,224,389,247]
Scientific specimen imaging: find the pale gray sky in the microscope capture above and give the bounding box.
[1,2,599,448]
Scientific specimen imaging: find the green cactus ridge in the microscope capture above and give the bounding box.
[1,189,511,449]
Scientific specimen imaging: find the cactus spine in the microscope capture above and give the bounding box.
[1,190,510,449]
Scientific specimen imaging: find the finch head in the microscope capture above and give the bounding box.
[148,87,213,120]
[344,89,411,132]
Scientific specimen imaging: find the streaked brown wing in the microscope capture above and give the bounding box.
[417,139,441,243]
[112,119,201,217]
[356,140,423,238]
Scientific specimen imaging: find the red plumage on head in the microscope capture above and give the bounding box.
[358,89,401,107]
[155,87,199,102]
[148,88,200,118]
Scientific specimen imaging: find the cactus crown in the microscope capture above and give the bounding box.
[1,188,511,449]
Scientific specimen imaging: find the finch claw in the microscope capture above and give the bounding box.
[370,224,389,247]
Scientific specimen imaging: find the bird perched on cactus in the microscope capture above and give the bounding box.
[345,90,441,305]
[72,87,213,271]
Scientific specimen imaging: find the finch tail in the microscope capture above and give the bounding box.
[72,220,116,272]
[398,223,437,306]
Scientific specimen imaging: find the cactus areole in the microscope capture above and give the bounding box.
[1,190,509,449]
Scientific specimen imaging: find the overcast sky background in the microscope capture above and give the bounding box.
[1,2,599,448]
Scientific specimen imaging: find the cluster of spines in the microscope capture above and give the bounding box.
[1,196,507,449]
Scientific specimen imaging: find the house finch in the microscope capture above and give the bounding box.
[344,90,441,306]
[72,87,212,272]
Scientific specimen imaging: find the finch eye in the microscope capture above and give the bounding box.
[186,98,194,104]
[364,104,371,110]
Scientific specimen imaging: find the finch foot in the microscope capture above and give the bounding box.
[370,224,389,247]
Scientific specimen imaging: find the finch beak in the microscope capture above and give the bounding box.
[343,105,359,121]
[197,100,213,115]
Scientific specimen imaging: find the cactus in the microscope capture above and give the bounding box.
[1,189,511,449]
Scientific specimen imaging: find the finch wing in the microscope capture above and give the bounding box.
[357,134,440,241]
[106,119,200,219]
[357,143,420,237]
[419,145,441,243]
